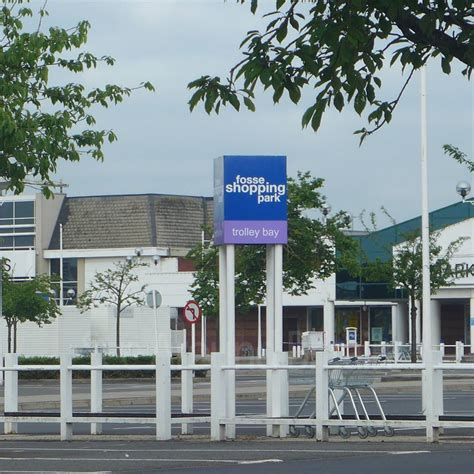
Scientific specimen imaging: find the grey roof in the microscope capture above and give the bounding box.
[48,194,213,251]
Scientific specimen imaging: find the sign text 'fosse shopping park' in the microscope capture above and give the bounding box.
[214,155,287,245]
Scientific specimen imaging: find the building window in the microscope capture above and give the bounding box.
[335,307,361,344]
[308,307,324,331]
[369,307,392,343]
[50,258,78,304]
[0,201,35,250]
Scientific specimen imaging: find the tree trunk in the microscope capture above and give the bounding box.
[13,320,18,354]
[116,305,121,358]
[7,322,12,353]
[410,295,417,363]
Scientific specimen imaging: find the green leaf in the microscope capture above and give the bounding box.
[301,105,316,128]
[333,91,344,112]
[289,86,301,104]
[354,92,366,115]
[441,56,451,74]
[244,96,256,112]
[276,20,288,43]
[228,94,240,111]
[251,0,258,14]
[311,100,326,131]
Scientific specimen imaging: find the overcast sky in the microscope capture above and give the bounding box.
[36,0,473,226]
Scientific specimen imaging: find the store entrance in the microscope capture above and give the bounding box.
[440,303,468,352]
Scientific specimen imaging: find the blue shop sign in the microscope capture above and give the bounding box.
[214,155,287,245]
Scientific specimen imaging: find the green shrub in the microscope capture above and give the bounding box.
[13,354,208,379]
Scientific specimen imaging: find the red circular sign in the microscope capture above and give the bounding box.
[183,300,202,324]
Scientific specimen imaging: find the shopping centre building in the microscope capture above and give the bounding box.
[0,191,472,356]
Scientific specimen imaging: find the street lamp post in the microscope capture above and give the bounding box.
[420,65,432,364]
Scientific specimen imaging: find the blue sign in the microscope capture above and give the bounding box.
[214,155,287,245]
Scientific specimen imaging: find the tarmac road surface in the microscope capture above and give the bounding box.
[0,439,472,473]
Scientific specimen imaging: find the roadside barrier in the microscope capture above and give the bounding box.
[0,349,473,442]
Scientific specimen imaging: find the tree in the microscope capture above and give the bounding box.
[187,172,356,320]
[355,229,466,362]
[77,260,148,356]
[1,269,60,353]
[0,0,154,195]
[189,1,472,142]
[443,144,474,172]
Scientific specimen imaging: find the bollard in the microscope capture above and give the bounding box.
[296,345,301,358]
[455,341,464,362]
[181,352,194,435]
[60,354,73,441]
[439,343,445,358]
[0,354,3,387]
[4,353,18,434]
[364,341,370,357]
[381,341,386,357]
[394,341,400,364]
[156,351,172,440]
[292,346,297,358]
[90,351,103,435]
[315,351,330,441]
[210,352,226,441]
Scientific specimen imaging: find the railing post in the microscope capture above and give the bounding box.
[156,350,171,440]
[271,351,288,438]
[90,350,102,435]
[439,343,445,358]
[210,352,226,441]
[60,354,73,441]
[364,341,370,357]
[424,351,443,442]
[0,354,4,387]
[316,351,330,441]
[181,352,194,435]
[4,353,18,434]
[381,341,386,357]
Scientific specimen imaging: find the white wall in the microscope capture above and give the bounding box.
[83,257,195,309]
[0,305,177,357]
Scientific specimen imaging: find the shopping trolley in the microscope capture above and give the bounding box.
[328,356,394,438]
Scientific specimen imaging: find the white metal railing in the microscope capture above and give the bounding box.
[0,349,472,442]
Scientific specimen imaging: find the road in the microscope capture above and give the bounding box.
[0,439,472,473]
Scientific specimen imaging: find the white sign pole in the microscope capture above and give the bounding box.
[265,245,275,436]
[274,244,283,349]
[225,244,236,439]
[257,304,262,358]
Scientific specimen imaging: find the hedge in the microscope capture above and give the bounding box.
[12,355,208,379]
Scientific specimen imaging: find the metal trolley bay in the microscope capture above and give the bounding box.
[289,356,394,438]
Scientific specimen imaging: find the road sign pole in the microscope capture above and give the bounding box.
[153,291,158,355]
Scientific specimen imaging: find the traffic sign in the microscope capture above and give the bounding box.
[146,290,162,309]
[183,300,202,324]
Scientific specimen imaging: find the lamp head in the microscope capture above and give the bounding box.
[456,181,471,201]
[67,288,76,298]
[322,203,332,217]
